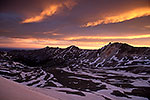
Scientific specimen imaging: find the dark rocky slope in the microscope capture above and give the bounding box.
[7,42,150,69]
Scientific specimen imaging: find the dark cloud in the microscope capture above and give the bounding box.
[0,0,149,48]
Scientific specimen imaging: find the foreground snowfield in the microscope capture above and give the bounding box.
[1,75,146,100]
[0,65,149,100]
[0,77,58,100]
[0,76,106,100]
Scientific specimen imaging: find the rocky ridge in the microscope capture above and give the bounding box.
[7,42,150,69]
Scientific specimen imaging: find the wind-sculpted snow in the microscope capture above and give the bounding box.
[0,42,150,100]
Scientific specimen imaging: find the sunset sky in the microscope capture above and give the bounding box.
[0,0,150,49]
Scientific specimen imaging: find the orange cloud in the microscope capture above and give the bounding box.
[82,7,150,27]
[22,0,76,23]
[65,34,150,40]
[22,5,61,23]
[144,25,150,29]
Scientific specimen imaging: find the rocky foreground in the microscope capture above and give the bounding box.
[0,42,150,100]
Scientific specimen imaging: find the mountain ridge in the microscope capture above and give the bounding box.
[1,42,149,68]
[42,42,150,50]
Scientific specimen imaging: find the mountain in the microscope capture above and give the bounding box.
[0,42,150,100]
[6,42,150,68]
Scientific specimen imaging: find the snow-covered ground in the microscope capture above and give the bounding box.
[0,60,150,100]
[0,42,150,100]
[0,77,58,100]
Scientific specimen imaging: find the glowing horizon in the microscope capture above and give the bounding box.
[65,34,150,40]
[0,36,150,49]
[1,42,150,49]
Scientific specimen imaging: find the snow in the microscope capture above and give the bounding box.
[33,87,106,100]
[107,70,150,78]
[20,72,26,79]
[0,77,58,100]
[0,69,10,73]
[40,77,148,100]
[22,70,47,86]
[51,81,63,87]
[10,70,20,73]
[78,71,104,79]
[68,76,91,81]
[90,57,101,65]
[1,52,150,100]
[131,79,150,87]
[97,90,148,100]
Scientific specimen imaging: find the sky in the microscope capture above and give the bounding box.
[0,0,150,49]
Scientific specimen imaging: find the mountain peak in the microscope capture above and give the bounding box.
[66,45,79,50]
[45,46,50,49]
[110,42,132,47]
[102,42,133,51]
